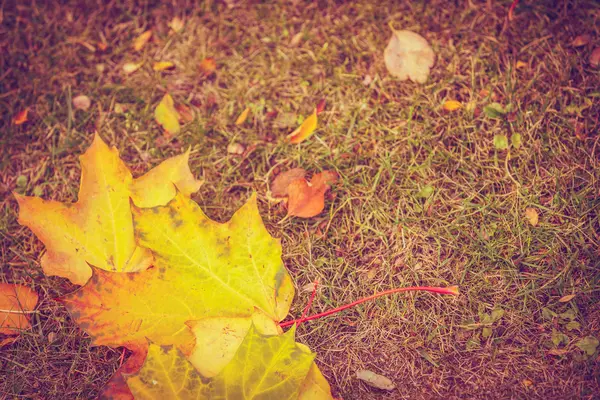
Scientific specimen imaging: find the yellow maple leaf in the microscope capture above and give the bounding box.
[154,93,180,135]
[442,100,462,111]
[14,134,201,284]
[287,108,318,144]
[133,30,152,51]
[60,192,294,347]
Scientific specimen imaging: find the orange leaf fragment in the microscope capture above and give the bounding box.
[442,100,462,111]
[516,60,528,70]
[287,170,338,218]
[271,168,307,198]
[199,57,216,75]
[235,107,250,125]
[590,48,600,67]
[12,109,29,125]
[287,108,318,144]
[133,30,152,51]
[152,61,175,71]
[174,103,194,123]
[558,294,576,303]
[0,283,38,346]
[316,99,326,115]
[572,34,591,48]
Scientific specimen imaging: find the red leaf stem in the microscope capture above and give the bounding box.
[279,286,458,329]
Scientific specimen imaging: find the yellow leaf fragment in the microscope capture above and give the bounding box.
[154,93,180,135]
[525,207,539,227]
[443,100,462,111]
[133,30,152,51]
[130,148,203,208]
[12,109,28,125]
[287,108,318,144]
[0,283,38,343]
[152,61,175,71]
[122,62,143,74]
[299,363,334,400]
[235,106,250,125]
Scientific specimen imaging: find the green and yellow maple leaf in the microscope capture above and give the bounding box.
[126,325,315,400]
[14,134,202,285]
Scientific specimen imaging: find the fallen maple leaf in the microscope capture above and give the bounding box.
[12,109,28,125]
[0,283,38,346]
[154,93,180,135]
[384,26,435,84]
[133,30,152,51]
[287,170,338,218]
[287,109,318,144]
[15,134,201,284]
[443,100,462,111]
[72,95,91,111]
[271,168,307,198]
[235,107,250,125]
[152,61,175,71]
[199,57,216,75]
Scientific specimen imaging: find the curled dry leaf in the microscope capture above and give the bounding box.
[123,62,143,74]
[152,61,175,71]
[199,57,217,75]
[12,109,29,125]
[0,283,38,346]
[524,207,539,226]
[287,171,338,218]
[227,143,245,155]
[133,30,152,51]
[73,95,91,111]
[558,294,576,303]
[235,107,250,125]
[356,370,396,391]
[154,93,180,135]
[443,100,462,111]
[384,28,435,84]
[516,60,528,70]
[287,109,318,144]
[590,48,600,67]
[572,34,591,48]
[271,168,307,198]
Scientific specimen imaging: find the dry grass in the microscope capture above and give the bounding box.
[1,0,600,399]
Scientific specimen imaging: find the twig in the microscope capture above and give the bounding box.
[297,280,319,327]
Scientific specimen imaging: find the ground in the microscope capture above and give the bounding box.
[1,0,599,399]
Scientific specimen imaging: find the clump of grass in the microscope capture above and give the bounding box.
[2,0,599,399]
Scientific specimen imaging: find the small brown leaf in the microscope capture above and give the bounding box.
[516,61,528,70]
[316,99,326,115]
[133,30,152,51]
[287,171,338,218]
[199,58,216,75]
[572,34,591,47]
[12,109,29,125]
[558,294,576,303]
[271,168,307,198]
[356,370,395,391]
[525,207,539,226]
[547,348,570,356]
[590,47,600,67]
[73,95,91,111]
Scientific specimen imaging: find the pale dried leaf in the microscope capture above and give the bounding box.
[356,370,395,390]
[384,30,435,84]
[271,168,307,198]
[525,207,539,226]
[73,95,91,111]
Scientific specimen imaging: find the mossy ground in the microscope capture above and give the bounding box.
[1,1,599,399]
